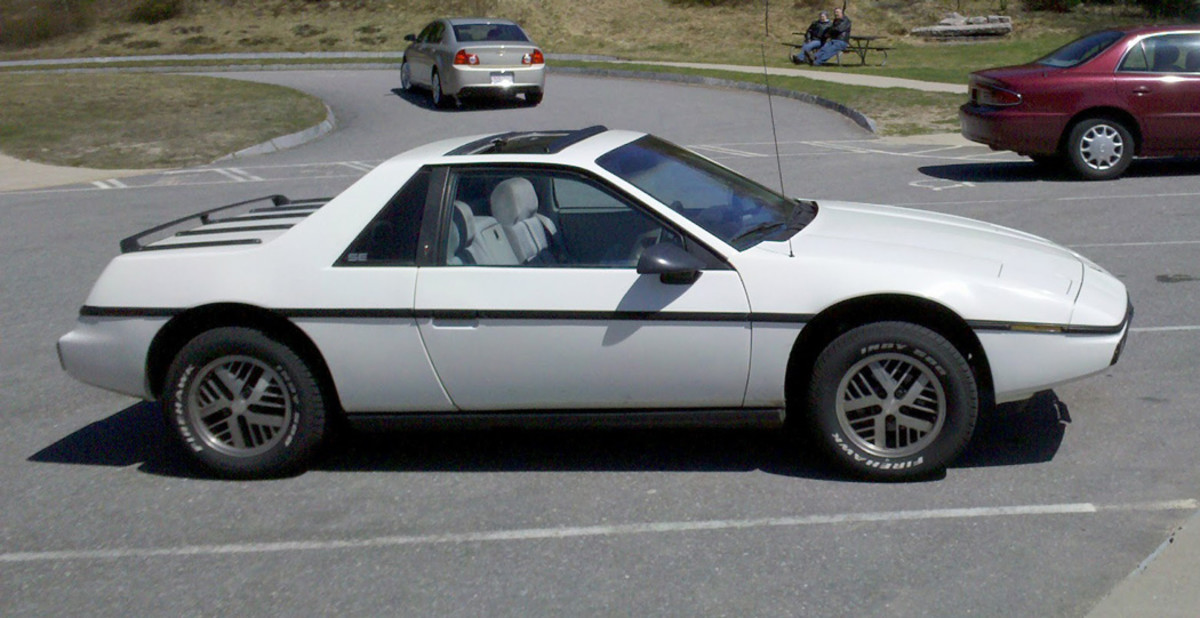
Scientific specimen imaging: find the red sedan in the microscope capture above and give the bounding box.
[960,26,1200,180]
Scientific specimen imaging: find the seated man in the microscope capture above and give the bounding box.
[792,11,830,65]
[812,7,851,66]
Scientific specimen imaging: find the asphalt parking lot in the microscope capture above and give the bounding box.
[2,71,1199,616]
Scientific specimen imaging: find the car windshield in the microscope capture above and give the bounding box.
[453,23,529,43]
[1036,30,1125,68]
[597,136,816,250]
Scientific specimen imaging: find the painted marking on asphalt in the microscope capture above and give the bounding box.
[1,499,1193,564]
[213,167,264,182]
[1131,326,1200,334]
[339,161,376,172]
[1069,240,1200,249]
[689,145,768,158]
[90,179,128,190]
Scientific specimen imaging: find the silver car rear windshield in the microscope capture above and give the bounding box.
[1036,30,1124,68]
[597,136,816,250]
[453,23,529,43]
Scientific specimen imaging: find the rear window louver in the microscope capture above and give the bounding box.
[119,195,329,253]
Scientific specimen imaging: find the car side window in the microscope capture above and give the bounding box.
[1124,34,1200,73]
[337,168,430,266]
[1118,42,1149,72]
[440,168,683,269]
[417,22,436,44]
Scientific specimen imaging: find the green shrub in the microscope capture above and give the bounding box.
[129,0,183,25]
[0,0,93,48]
[1132,0,1197,17]
[1023,0,1081,12]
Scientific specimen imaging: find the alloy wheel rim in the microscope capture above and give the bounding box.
[835,353,947,458]
[432,73,442,104]
[187,355,293,457]
[401,63,411,89]
[1079,125,1124,170]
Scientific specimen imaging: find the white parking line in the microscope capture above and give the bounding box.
[1,499,1192,564]
[689,145,769,158]
[1132,326,1200,333]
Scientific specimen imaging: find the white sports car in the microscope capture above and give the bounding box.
[58,127,1131,480]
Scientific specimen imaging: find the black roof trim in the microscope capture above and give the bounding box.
[446,125,609,156]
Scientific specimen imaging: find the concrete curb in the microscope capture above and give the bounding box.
[550,65,877,133]
[216,103,336,161]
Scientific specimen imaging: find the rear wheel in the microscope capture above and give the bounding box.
[1066,117,1133,180]
[431,70,452,109]
[163,327,328,479]
[525,90,544,106]
[806,322,978,481]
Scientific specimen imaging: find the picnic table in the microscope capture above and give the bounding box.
[783,34,892,66]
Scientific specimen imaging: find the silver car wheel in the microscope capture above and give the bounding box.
[1078,124,1124,171]
[400,61,412,91]
[187,355,294,458]
[835,352,947,458]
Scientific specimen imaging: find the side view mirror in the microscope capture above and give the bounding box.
[636,242,704,285]
[404,34,417,42]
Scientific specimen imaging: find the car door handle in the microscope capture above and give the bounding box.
[1133,86,1152,95]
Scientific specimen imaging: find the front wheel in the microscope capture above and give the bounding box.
[400,60,412,91]
[806,322,978,481]
[1066,118,1133,181]
[163,327,328,479]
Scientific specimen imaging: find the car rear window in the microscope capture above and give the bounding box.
[1036,30,1124,68]
[453,24,529,43]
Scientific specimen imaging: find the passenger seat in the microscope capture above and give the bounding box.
[490,177,559,264]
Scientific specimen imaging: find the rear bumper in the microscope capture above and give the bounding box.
[443,65,545,97]
[58,316,164,400]
[959,103,1067,156]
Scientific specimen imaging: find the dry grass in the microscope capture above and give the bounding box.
[0,0,1152,63]
[0,72,327,168]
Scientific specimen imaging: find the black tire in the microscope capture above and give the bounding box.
[1066,117,1134,181]
[163,327,328,479]
[400,60,412,92]
[806,322,978,481]
[431,69,451,109]
[525,90,543,106]
[1029,154,1063,170]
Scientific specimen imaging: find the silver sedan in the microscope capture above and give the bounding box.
[401,18,546,108]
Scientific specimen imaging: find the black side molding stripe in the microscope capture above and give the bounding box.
[78,306,812,323]
[78,306,1128,335]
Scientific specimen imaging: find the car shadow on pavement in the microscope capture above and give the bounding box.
[29,391,1068,481]
[390,88,534,112]
[919,157,1200,183]
[27,401,200,478]
[954,390,1068,469]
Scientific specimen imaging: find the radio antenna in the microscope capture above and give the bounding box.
[762,0,794,258]
[761,0,786,198]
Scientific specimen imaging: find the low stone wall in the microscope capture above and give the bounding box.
[912,13,1013,38]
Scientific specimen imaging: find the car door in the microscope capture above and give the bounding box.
[1115,33,1200,154]
[408,21,441,86]
[414,165,753,411]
